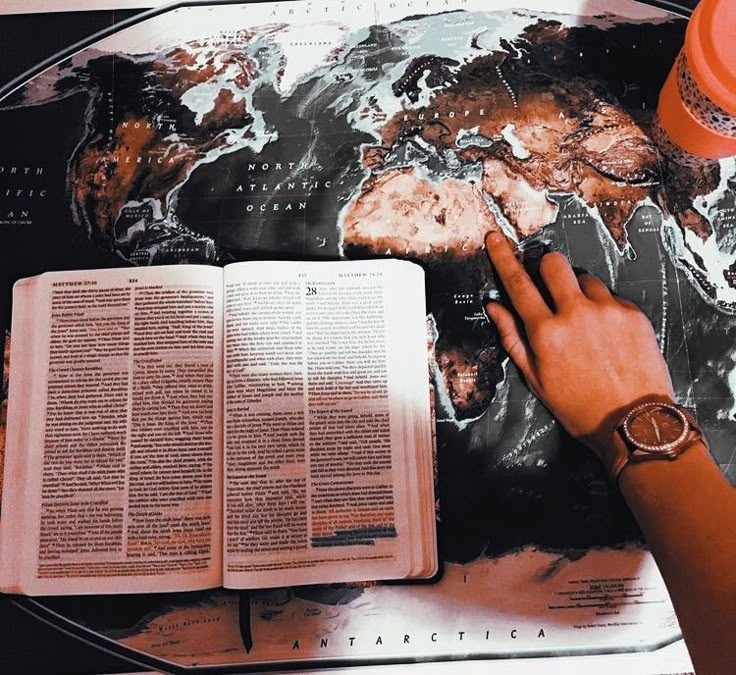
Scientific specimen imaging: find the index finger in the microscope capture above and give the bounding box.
[485,230,552,323]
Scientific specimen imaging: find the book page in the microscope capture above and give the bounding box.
[223,259,431,588]
[0,278,39,592]
[0,266,223,595]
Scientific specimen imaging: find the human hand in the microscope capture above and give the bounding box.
[484,230,674,458]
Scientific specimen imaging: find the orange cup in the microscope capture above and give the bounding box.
[657,0,736,160]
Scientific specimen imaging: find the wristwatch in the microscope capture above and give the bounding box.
[608,400,706,482]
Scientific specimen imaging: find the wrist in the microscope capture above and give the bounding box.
[617,439,733,535]
[596,397,709,488]
[617,438,714,494]
[580,392,677,475]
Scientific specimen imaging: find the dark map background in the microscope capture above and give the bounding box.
[0,1,730,673]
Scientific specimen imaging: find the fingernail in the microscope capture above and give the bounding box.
[487,230,503,242]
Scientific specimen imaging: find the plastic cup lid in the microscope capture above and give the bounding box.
[685,0,736,114]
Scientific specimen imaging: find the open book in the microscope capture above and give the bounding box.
[0,259,436,596]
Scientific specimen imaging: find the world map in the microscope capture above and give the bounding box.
[4,0,735,668]
[2,0,736,562]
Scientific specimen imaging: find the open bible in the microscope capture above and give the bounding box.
[0,259,436,596]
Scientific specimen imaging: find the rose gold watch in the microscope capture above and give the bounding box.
[608,401,706,483]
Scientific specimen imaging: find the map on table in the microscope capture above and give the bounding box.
[0,0,731,669]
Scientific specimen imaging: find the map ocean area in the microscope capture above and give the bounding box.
[0,260,436,595]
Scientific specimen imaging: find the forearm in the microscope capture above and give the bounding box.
[618,442,736,674]
[482,231,736,671]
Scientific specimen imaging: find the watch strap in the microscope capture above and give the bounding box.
[608,432,630,483]
[608,401,705,484]
[582,393,678,480]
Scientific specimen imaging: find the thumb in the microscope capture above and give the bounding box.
[485,301,537,389]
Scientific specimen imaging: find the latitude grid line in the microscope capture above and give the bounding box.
[303,13,323,258]
[214,121,237,260]
[671,246,698,415]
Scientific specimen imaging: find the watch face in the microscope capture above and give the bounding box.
[623,403,690,453]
